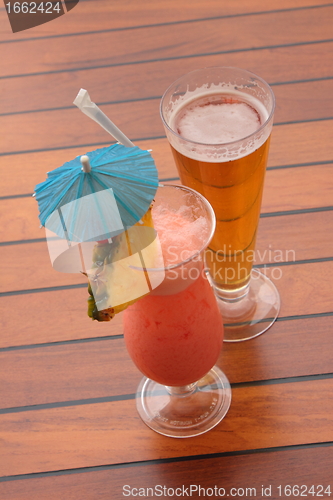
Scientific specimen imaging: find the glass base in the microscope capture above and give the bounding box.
[136,366,231,438]
[214,269,280,342]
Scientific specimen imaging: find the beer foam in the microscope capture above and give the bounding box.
[177,100,261,144]
[167,88,272,162]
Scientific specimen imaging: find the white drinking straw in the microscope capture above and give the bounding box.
[74,89,163,199]
[73,89,135,148]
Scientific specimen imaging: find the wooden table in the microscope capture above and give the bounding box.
[1,0,333,498]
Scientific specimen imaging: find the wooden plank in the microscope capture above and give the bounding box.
[2,167,333,243]
[269,262,333,318]
[1,446,332,499]
[1,122,332,197]
[276,79,333,124]
[269,120,333,169]
[0,315,332,409]
[0,287,121,349]
[0,0,327,42]
[261,163,333,212]
[2,80,333,155]
[2,6,332,78]
[1,197,41,241]
[0,261,332,348]
[0,243,87,291]
[0,139,177,198]
[256,211,333,264]
[2,42,333,115]
[1,208,332,292]
[270,121,333,168]
[0,378,332,476]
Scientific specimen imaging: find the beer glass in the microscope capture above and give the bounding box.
[160,67,280,341]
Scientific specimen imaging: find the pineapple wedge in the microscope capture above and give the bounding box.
[87,205,160,321]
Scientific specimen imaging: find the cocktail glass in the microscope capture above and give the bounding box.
[123,185,231,438]
[160,67,280,342]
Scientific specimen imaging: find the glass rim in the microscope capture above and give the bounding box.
[129,183,216,273]
[160,66,276,148]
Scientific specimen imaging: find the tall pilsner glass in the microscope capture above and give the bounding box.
[160,67,280,341]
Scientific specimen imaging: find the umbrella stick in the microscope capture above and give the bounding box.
[58,206,71,247]
[78,243,87,274]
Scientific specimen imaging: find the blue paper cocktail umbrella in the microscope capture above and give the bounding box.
[34,90,159,274]
[35,143,159,244]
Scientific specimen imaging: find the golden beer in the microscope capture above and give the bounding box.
[161,69,275,296]
[170,130,271,291]
[161,67,278,341]
[161,67,280,342]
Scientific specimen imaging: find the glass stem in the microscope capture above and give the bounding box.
[213,280,250,303]
[165,383,197,398]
